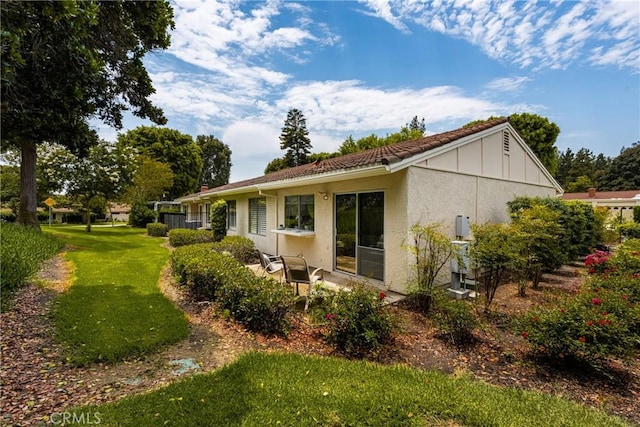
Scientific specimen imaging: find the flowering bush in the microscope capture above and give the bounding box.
[321,285,395,357]
[520,286,640,363]
[584,250,610,275]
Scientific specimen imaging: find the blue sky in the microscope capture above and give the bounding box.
[94,0,640,183]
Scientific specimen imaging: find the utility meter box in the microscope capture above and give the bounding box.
[455,215,470,237]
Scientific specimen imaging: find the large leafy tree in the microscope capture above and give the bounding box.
[280,108,312,167]
[117,127,203,199]
[598,142,640,191]
[509,113,560,176]
[1,0,174,228]
[125,157,174,203]
[196,135,232,189]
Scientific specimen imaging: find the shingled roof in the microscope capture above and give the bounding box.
[182,117,509,199]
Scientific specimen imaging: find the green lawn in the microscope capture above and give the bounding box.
[78,351,630,427]
[50,225,189,365]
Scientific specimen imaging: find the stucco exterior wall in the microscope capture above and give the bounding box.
[403,166,557,289]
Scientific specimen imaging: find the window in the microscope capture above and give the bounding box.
[285,195,314,231]
[249,197,266,235]
[227,200,237,230]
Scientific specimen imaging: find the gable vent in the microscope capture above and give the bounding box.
[503,130,510,153]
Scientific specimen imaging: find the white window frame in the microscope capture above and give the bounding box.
[249,197,267,236]
[227,200,237,230]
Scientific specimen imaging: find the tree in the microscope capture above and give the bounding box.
[279,108,312,167]
[126,157,174,203]
[565,175,594,193]
[38,143,137,231]
[1,1,174,228]
[196,135,232,189]
[598,142,640,191]
[408,116,426,133]
[337,127,424,155]
[509,113,560,176]
[117,127,203,199]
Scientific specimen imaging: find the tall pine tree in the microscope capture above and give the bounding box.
[280,109,312,167]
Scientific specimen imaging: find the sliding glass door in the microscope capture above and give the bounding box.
[335,191,384,280]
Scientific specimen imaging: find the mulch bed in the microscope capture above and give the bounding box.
[1,259,638,426]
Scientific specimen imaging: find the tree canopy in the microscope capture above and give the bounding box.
[196,135,232,189]
[1,0,174,227]
[37,142,137,231]
[597,142,640,191]
[116,127,203,199]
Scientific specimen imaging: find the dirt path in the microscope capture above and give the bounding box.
[1,257,638,426]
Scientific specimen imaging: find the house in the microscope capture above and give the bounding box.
[107,203,131,222]
[562,188,640,222]
[177,118,562,294]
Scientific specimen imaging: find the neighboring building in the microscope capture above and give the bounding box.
[107,203,131,222]
[562,188,640,222]
[176,118,562,294]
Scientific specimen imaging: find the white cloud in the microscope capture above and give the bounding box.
[359,0,640,71]
[357,0,410,33]
[484,76,531,92]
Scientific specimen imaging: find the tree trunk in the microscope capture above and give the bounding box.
[17,140,41,229]
[85,206,92,232]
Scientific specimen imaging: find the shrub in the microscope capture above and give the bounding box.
[0,224,62,310]
[619,222,640,240]
[321,285,395,357]
[210,200,227,242]
[507,196,598,261]
[129,202,156,228]
[0,211,16,222]
[171,244,294,334]
[520,287,640,364]
[168,228,215,247]
[211,235,255,263]
[470,222,520,313]
[432,291,478,345]
[584,250,611,275]
[403,223,459,313]
[171,243,238,300]
[634,205,640,223]
[219,275,296,335]
[146,222,168,237]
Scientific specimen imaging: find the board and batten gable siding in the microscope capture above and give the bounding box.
[423,128,556,189]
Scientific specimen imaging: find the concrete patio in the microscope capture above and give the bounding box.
[246,263,405,304]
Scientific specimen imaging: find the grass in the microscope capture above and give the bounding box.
[50,225,189,365]
[78,352,630,427]
[0,222,63,311]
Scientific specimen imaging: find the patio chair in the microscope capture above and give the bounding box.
[279,255,324,311]
[256,249,284,278]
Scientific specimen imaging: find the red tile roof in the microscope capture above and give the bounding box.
[189,117,509,197]
[562,190,640,200]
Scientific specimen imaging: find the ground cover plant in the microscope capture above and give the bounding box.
[50,226,189,365]
[76,351,629,427]
[0,223,62,310]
